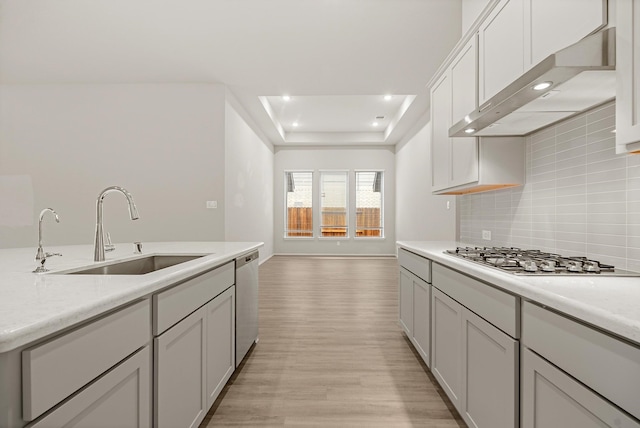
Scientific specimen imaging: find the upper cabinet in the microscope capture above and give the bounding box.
[616,0,640,153]
[523,0,607,69]
[431,37,480,193]
[477,0,606,106]
[431,32,524,195]
[478,0,525,105]
[430,0,609,194]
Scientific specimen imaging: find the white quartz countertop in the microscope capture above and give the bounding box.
[397,241,640,346]
[0,241,262,353]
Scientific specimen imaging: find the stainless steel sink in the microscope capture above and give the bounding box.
[63,255,206,275]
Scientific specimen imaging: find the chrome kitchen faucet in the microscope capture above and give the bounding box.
[33,208,62,273]
[94,186,140,262]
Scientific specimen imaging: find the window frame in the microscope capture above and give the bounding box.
[318,170,350,239]
[354,170,385,240]
[283,170,314,239]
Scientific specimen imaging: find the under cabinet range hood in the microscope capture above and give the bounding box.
[450,27,616,137]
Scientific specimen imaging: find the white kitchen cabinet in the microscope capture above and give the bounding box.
[431,264,519,427]
[450,35,480,188]
[206,286,235,408]
[398,249,432,368]
[521,347,640,428]
[154,305,207,428]
[616,0,640,153]
[431,288,462,410]
[523,0,606,69]
[430,29,524,195]
[27,346,151,428]
[522,301,640,421]
[461,307,517,428]
[22,299,151,422]
[399,267,431,367]
[431,72,452,192]
[398,268,414,338]
[478,0,524,105]
[431,37,478,192]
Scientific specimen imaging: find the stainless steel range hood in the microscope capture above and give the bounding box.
[450,27,616,137]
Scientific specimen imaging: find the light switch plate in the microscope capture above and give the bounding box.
[482,230,491,240]
[206,201,217,209]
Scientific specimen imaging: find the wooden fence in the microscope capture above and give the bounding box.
[286,207,381,237]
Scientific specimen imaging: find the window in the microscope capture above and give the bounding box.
[285,171,313,237]
[320,171,348,237]
[355,171,383,237]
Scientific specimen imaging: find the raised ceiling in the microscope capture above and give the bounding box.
[0,0,463,146]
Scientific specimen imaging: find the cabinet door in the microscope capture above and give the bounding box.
[616,0,640,151]
[411,275,430,368]
[431,288,462,410]
[461,308,517,428]
[524,0,606,69]
[521,347,640,428]
[155,306,207,428]
[28,346,151,428]
[431,72,452,192]
[206,286,235,409]
[450,35,480,188]
[398,268,413,337]
[478,0,524,105]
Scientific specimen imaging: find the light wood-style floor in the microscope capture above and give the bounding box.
[201,256,465,427]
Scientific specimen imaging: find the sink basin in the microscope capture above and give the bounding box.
[63,255,206,275]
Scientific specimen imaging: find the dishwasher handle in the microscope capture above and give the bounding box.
[236,251,259,268]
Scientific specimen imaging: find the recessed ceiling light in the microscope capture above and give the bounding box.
[532,82,553,91]
[464,128,476,134]
[384,95,392,101]
[292,122,299,127]
[282,95,291,101]
[373,121,379,127]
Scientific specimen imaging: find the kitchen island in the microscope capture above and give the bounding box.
[0,241,262,428]
[398,241,640,428]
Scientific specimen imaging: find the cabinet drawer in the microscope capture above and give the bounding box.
[27,346,151,428]
[432,263,518,337]
[22,299,151,421]
[153,261,234,336]
[522,301,640,420]
[398,249,431,283]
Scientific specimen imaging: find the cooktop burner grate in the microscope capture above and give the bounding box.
[445,247,640,276]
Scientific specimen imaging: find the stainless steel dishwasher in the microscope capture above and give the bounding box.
[235,251,259,367]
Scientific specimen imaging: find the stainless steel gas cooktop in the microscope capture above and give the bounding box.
[445,247,640,276]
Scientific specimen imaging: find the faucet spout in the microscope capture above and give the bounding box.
[94,186,140,262]
[35,208,60,261]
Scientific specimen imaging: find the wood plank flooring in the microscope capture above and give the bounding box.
[201,256,465,427]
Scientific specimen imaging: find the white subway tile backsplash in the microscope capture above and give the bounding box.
[459,102,640,271]
[556,115,586,134]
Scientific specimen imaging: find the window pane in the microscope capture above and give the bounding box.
[320,171,348,237]
[285,172,313,237]
[356,171,383,237]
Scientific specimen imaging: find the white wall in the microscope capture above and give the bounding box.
[224,92,275,261]
[274,146,396,255]
[395,119,457,242]
[0,83,267,251]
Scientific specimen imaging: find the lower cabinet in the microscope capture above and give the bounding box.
[431,288,462,409]
[154,286,236,428]
[28,346,151,428]
[431,279,518,428]
[399,267,431,367]
[521,348,639,428]
[206,286,235,408]
[154,306,207,428]
[461,307,517,428]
